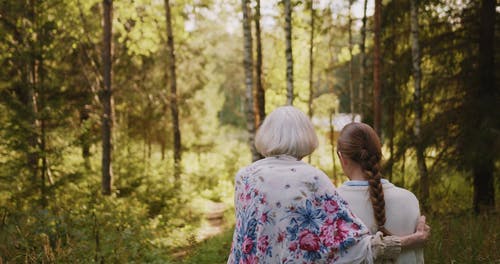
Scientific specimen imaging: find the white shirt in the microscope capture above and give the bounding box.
[337,180,424,264]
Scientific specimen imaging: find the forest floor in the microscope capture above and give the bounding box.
[170,201,233,262]
[174,211,500,264]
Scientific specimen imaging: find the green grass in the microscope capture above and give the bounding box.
[173,227,234,264]
[176,213,500,264]
[425,213,499,263]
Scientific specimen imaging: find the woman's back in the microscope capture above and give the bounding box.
[337,181,424,263]
[228,155,374,264]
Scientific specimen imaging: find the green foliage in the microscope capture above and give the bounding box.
[0,179,171,262]
[425,213,500,263]
[0,0,498,262]
[175,227,235,264]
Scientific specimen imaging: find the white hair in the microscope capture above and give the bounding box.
[255,106,318,159]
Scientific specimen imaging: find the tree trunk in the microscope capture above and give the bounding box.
[307,0,314,119]
[307,0,315,163]
[348,0,355,119]
[387,96,395,182]
[241,0,260,162]
[284,0,294,105]
[401,150,406,188]
[38,37,48,207]
[473,0,496,213]
[29,0,48,205]
[80,105,91,169]
[101,0,113,195]
[358,0,368,118]
[411,0,429,211]
[27,0,40,199]
[254,0,265,128]
[160,137,166,161]
[27,64,39,187]
[329,110,337,185]
[373,0,382,136]
[386,20,397,184]
[165,0,182,180]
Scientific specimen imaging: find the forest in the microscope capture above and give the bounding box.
[0,0,498,263]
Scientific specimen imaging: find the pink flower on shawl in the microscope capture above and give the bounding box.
[320,218,353,247]
[257,235,269,252]
[260,195,267,204]
[333,219,351,245]
[289,241,298,251]
[351,222,361,231]
[260,212,268,223]
[239,255,259,264]
[319,218,336,247]
[324,199,339,214]
[298,229,320,251]
[277,231,286,243]
[242,236,254,254]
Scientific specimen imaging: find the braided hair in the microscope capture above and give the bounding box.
[337,122,391,236]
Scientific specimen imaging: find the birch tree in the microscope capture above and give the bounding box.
[241,0,260,161]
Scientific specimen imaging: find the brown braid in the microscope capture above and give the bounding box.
[361,154,391,236]
[337,123,391,236]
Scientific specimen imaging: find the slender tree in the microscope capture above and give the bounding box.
[348,0,355,119]
[410,0,429,210]
[80,105,91,169]
[329,110,337,184]
[373,0,382,136]
[358,0,368,117]
[37,9,49,205]
[27,0,42,202]
[29,0,50,205]
[241,0,260,161]
[254,0,265,127]
[307,0,315,119]
[101,0,113,195]
[284,0,294,105]
[164,0,182,180]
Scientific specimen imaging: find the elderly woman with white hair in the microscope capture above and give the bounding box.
[227,106,430,264]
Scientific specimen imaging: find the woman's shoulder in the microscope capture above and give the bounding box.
[386,184,420,205]
[234,162,261,180]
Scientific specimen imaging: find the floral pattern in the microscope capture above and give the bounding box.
[227,156,369,264]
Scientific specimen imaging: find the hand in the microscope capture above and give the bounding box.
[416,215,431,242]
[400,215,431,248]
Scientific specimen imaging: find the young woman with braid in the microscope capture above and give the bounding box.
[336,122,425,263]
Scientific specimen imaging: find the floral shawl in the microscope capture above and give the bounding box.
[227,155,374,264]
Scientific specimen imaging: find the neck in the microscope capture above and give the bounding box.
[347,166,367,181]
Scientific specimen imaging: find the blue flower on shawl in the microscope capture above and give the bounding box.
[295,200,326,232]
[286,218,299,240]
